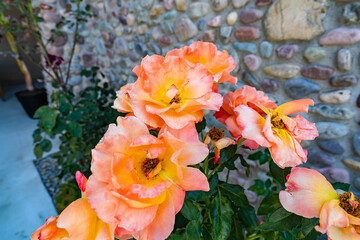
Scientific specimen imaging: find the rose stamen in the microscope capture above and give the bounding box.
[207,126,225,141]
[339,192,360,217]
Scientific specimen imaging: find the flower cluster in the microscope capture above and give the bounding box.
[32,41,356,240]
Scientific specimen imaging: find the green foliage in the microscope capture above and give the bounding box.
[33,68,120,208]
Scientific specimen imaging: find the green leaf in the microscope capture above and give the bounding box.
[332,182,350,192]
[185,219,202,240]
[220,144,237,164]
[301,218,319,238]
[187,174,218,201]
[39,139,52,152]
[218,182,250,208]
[34,106,58,132]
[257,207,302,231]
[269,161,291,186]
[181,199,200,221]
[34,144,43,159]
[195,118,206,133]
[237,207,257,228]
[211,196,233,240]
[68,122,82,138]
[257,193,282,215]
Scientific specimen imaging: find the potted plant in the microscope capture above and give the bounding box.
[0,5,47,118]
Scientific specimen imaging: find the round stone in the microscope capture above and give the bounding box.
[319,27,360,46]
[239,8,264,25]
[276,44,299,59]
[353,133,360,156]
[255,0,272,6]
[159,36,172,45]
[243,54,261,72]
[309,104,356,120]
[189,2,210,19]
[242,71,260,89]
[318,167,350,183]
[264,64,300,79]
[227,11,238,25]
[260,41,273,58]
[175,0,187,11]
[233,42,257,54]
[207,15,222,28]
[343,158,360,172]
[303,46,326,63]
[220,26,233,43]
[163,0,174,10]
[211,0,228,12]
[260,78,279,93]
[301,64,334,80]
[284,78,320,99]
[174,15,198,42]
[307,150,335,166]
[330,74,358,87]
[316,122,349,139]
[232,0,251,8]
[235,27,260,41]
[318,140,345,155]
[337,49,352,72]
[319,89,352,104]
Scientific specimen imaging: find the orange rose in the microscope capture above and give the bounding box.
[31,172,115,240]
[114,54,223,130]
[86,116,209,240]
[213,85,277,149]
[166,41,237,85]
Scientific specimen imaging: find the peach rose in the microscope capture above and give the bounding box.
[213,85,277,149]
[31,172,115,240]
[235,99,318,168]
[166,41,237,85]
[114,55,223,130]
[280,167,360,240]
[85,116,209,240]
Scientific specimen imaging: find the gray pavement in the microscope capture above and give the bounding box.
[0,85,57,239]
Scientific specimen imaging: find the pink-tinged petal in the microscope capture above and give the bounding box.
[281,115,297,132]
[171,142,209,166]
[327,226,360,240]
[291,115,319,141]
[160,122,200,143]
[195,92,223,111]
[224,116,243,141]
[181,64,214,99]
[115,116,150,141]
[279,167,339,218]
[76,171,87,192]
[145,103,171,114]
[131,99,165,128]
[31,217,69,240]
[164,84,179,103]
[159,110,202,129]
[115,227,134,240]
[268,129,307,168]
[348,214,360,226]
[276,99,314,116]
[130,134,163,147]
[113,84,133,113]
[217,72,237,85]
[213,107,231,125]
[235,105,271,147]
[57,198,115,240]
[315,200,349,234]
[176,167,209,191]
[86,176,118,224]
[136,191,176,240]
[214,137,236,150]
[129,182,172,199]
[91,149,114,183]
[115,201,158,232]
[168,185,186,214]
[243,139,260,149]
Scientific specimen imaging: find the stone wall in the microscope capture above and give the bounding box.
[35,0,360,194]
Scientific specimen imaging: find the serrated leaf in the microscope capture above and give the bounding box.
[211,196,233,240]
[269,161,291,186]
[219,182,250,208]
[220,144,237,164]
[301,218,319,237]
[257,207,302,231]
[185,219,202,240]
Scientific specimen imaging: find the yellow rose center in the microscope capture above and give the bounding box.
[170,94,181,104]
[142,158,162,179]
[271,115,285,129]
[207,126,225,141]
[339,192,360,217]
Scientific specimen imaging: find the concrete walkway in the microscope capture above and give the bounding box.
[0,85,57,239]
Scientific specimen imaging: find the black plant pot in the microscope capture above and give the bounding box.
[15,88,48,118]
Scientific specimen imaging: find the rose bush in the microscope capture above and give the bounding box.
[32,41,355,240]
